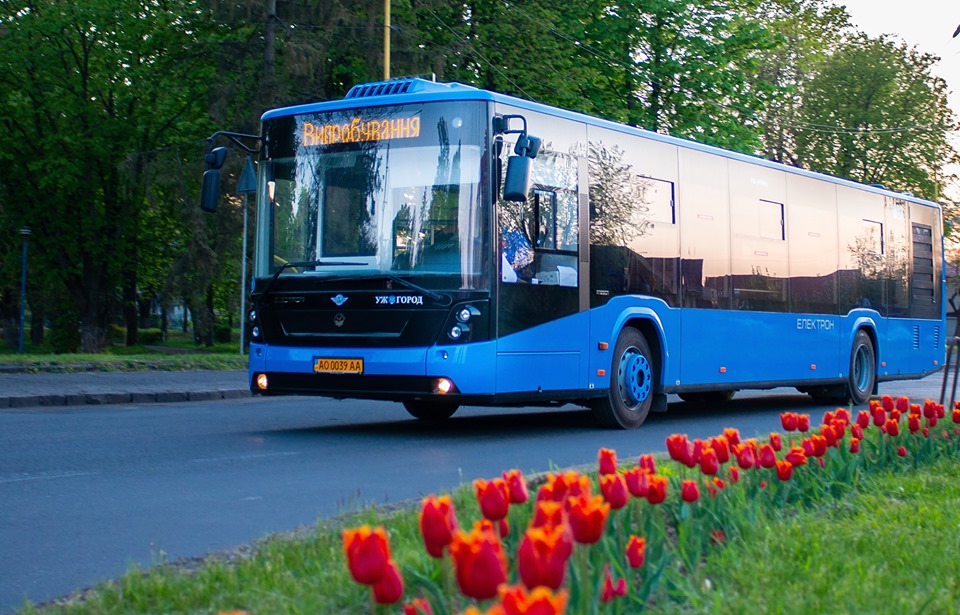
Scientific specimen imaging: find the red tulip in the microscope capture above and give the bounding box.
[897,445,907,457]
[475,478,510,521]
[600,565,627,603]
[908,414,921,434]
[372,559,404,604]
[775,459,793,481]
[710,436,730,463]
[910,403,922,416]
[681,479,700,503]
[638,453,656,474]
[342,525,391,585]
[758,444,777,469]
[599,473,629,509]
[567,495,609,544]
[819,424,838,448]
[822,410,835,425]
[834,408,851,424]
[780,412,798,431]
[626,535,647,568]
[645,474,668,504]
[699,445,720,476]
[503,469,530,504]
[500,585,568,615]
[402,597,434,615]
[624,467,650,498]
[953,409,960,424]
[811,434,827,457]
[711,530,726,545]
[517,524,572,590]
[896,396,910,413]
[797,414,810,432]
[850,437,860,453]
[450,522,507,600]
[784,446,807,467]
[872,406,886,427]
[881,395,895,412]
[769,432,783,452]
[734,444,756,470]
[927,415,939,429]
[728,466,741,484]
[537,471,591,508]
[666,433,694,467]
[885,418,900,437]
[598,447,618,475]
[856,410,871,429]
[419,495,458,558]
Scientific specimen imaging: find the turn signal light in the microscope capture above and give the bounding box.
[256,373,268,390]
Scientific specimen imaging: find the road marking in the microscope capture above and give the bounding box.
[0,470,99,484]
[189,452,300,464]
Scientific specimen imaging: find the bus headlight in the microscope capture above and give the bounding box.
[457,307,472,322]
[448,324,464,340]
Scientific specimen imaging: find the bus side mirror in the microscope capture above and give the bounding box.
[503,156,532,202]
[199,147,228,213]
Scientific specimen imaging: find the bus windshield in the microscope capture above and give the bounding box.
[256,102,489,289]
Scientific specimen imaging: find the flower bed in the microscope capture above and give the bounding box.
[335,396,960,614]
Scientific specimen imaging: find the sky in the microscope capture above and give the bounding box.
[837,0,960,200]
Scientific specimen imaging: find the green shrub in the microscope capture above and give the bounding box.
[139,328,164,344]
[108,323,126,342]
[214,323,232,344]
[49,313,80,354]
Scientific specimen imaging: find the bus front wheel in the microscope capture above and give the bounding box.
[402,400,459,421]
[593,327,654,429]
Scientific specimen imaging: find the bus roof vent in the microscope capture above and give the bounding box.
[344,78,475,99]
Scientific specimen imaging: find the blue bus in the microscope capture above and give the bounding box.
[201,78,945,428]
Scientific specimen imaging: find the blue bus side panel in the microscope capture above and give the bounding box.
[495,311,589,394]
[427,341,498,395]
[882,318,943,377]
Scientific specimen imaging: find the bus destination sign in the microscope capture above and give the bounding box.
[302,116,421,146]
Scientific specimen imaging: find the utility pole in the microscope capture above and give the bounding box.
[384,0,391,80]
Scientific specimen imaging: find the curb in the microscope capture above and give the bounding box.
[0,389,251,410]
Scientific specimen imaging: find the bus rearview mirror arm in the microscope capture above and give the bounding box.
[200,131,262,213]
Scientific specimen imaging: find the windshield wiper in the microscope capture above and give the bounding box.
[254,260,364,309]
[385,275,452,306]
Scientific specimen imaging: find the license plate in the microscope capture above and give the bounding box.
[313,357,363,374]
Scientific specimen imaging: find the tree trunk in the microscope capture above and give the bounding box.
[30,302,44,346]
[124,269,138,346]
[204,286,215,347]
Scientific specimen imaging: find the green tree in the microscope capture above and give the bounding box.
[794,34,958,200]
[0,0,218,352]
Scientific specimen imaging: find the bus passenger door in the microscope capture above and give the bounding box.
[497,151,585,394]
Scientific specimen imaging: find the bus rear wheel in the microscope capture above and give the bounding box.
[846,330,876,405]
[402,400,459,421]
[593,327,654,429]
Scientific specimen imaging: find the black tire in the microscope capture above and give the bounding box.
[402,400,459,421]
[846,330,876,405]
[678,390,735,404]
[592,327,655,429]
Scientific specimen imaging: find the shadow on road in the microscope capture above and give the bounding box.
[255,390,824,441]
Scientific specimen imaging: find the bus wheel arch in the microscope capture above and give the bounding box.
[592,323,661,429]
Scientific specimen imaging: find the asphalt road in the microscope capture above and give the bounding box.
[0,373,948,613]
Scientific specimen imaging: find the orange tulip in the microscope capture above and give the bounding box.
[530,500,565,530]
[537,471,591,508]
[733,444,756,470]
[626,535,647,568]
[567,495,609,544]
[342,525,391,585]
[780,411,798,431]
[450,522,508,600]
[500,585,568,615]
[710,435,730,463]
[475,478,510,521]
[769,432,783,452]
[850,437,860,454]
[784,446,807,466]
[724,427,741,446]
[372,559,405,604]
[598,447,618,475]
[420,495,458,558]
[503,469,530,504]
[517,524,572,590]
[599,472,629,509]
[681,479,700,503]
